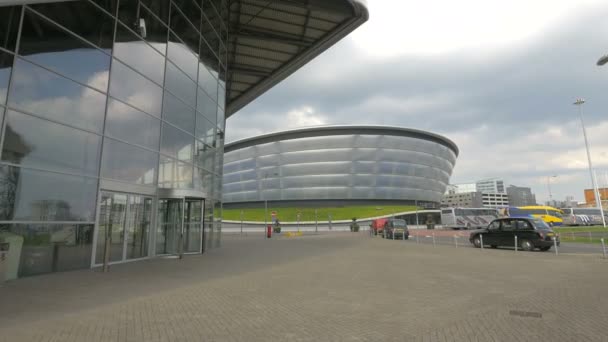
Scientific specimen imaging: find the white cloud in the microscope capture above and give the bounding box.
[352,0,605,57]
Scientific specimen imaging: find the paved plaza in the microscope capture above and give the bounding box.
[1,233,607,342]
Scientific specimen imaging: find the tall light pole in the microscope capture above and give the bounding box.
[573,98,606,227]
[546,175,557,204]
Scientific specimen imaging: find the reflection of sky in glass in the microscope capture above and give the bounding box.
[101,139,157,185]
[114,22,166,85]
[3,109,101,176]
[9,58,107,133]
[105,99,161,151]
[109,60,162,117]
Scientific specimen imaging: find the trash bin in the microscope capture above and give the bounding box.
[0,242,9,283]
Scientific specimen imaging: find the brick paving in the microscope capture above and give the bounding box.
[0,233,607,342]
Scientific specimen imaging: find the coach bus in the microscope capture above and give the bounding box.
[440,208,499,230]
[561,208,606,226]
[500,206,564,226]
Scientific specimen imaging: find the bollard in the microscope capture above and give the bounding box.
[589,231,592,243]
[402,230,405,241]
[515,235,518,253]
[416,234,419,244]
[601,238,606,259]
[553,237,558,256]
[454,235,458,248]
[432,232,436,247]
[480,234,484,250]
[392,230,395,240]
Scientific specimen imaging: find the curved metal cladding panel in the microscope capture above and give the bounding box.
[223,126,458,203]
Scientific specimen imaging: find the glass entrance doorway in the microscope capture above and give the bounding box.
[156,198,204,256]
[95,192,153,265]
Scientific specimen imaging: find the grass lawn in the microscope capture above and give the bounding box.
[222,205,420,222]
[554,226,608,234]
[555,226,608,244]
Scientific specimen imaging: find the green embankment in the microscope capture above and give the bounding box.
[554,226,608,244]
[222,205,420,222]
[554,226,608,234]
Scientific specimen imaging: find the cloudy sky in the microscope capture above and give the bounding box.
[227,0,608,204]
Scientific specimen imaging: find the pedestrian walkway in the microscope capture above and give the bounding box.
[1,233,606,341]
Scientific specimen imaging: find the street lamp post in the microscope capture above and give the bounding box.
[573,99,606,227]
[547,175,557,204]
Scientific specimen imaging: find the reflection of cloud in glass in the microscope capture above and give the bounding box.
[109,60,162,116]
[105,99,161,151]
[9,59,107,133]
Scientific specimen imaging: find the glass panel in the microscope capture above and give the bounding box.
[195,141,215,171]
[96,192,127,263]
[0,165,97,221]
[195,113,215,145]
[197,86,216,125]
[114,22,166,85]
[217,84,225,109]
[158,155,193,189]
[216,105,224,130]
[20,8,111,92]
[161,123,193,162]
[162,91,195,134]
[7,223,93,277]
[0,6,20,52]
[105,99,161,150]
[9,58,107,133]
[172,0,201,34]
[117,2,168,54]
[126,196,152,259]
[0,50,14,105]
[31,0,115,52]
[2,109,102,176]
[200,15,220,64]
[169,2,200,56]
[101,138,158,185]
[141,0,170,24]
[183,199,202,253]
[156,198,181,255]
[198,63,218,103]
[165,61,196,108]
[109,59,163,116]
[167,33,198,81]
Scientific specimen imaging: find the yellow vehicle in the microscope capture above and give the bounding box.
[501,206,564,226]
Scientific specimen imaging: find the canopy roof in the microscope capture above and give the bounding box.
[225,0,368,116]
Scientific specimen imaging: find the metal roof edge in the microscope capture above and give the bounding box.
[225,0,369,117]
[224,125,460,156]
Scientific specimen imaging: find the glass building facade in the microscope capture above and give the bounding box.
[223,126,459,205]
[0,0,227,277]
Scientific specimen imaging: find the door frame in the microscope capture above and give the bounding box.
[90,190,155,268]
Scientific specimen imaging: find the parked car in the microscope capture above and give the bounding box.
[469,217,559,251]
[370,218,388,235]
[382,219,409,239]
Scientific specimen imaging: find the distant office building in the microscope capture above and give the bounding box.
[444,184,457,195]
[507,185,537,206]
[476,178,506,194]
[481,192,509,208]
[441,192,483,208]
[451,183,477,193]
